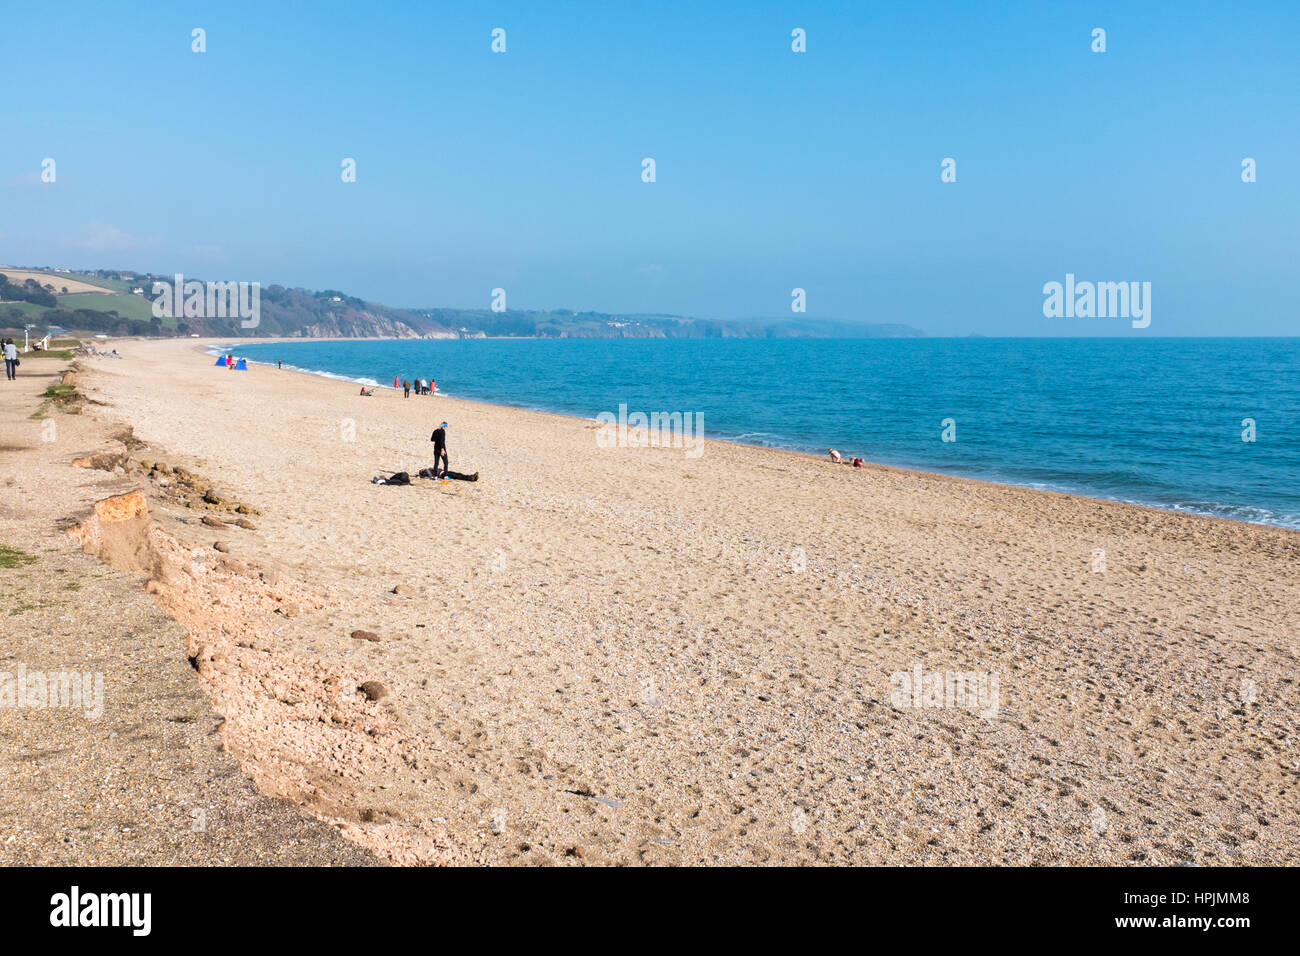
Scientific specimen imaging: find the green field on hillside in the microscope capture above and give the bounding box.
[71,274,133,293]
[0,301,49,318]
[59,292,168,325]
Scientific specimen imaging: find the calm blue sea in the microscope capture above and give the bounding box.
[229,338,1300,529]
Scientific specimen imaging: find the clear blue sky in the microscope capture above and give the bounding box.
[2,0,1297,335]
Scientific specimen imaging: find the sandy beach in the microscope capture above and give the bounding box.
[11,337,1299,866]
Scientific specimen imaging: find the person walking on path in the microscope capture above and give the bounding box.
[3,339,18,381]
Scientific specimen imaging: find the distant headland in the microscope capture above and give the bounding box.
[0,266,925,340]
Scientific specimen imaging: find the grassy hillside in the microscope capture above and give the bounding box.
[0,301,49,319]
[59,292,159,324]
[74,274,134,293]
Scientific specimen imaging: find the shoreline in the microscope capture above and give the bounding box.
[210,337,1298,533]
[52,337,1300,865]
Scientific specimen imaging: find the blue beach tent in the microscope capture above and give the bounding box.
[234,358,248,370]
[214,356,225,366]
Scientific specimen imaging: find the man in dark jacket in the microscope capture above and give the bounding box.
[431,422,448,477]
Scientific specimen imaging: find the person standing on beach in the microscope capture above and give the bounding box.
[431,422,449,477]
[3,339,18,381]
[403,379,411,398]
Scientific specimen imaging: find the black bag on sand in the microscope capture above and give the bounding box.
[387,471,410,485]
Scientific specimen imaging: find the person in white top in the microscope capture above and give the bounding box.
[3,339,18,381]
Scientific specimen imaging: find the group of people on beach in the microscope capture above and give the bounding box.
[400,376,435,398]
[358,375,438,399]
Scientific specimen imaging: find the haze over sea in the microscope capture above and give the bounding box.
[232,337,1300,530]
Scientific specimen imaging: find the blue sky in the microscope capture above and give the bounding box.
[2,0,1297,335]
